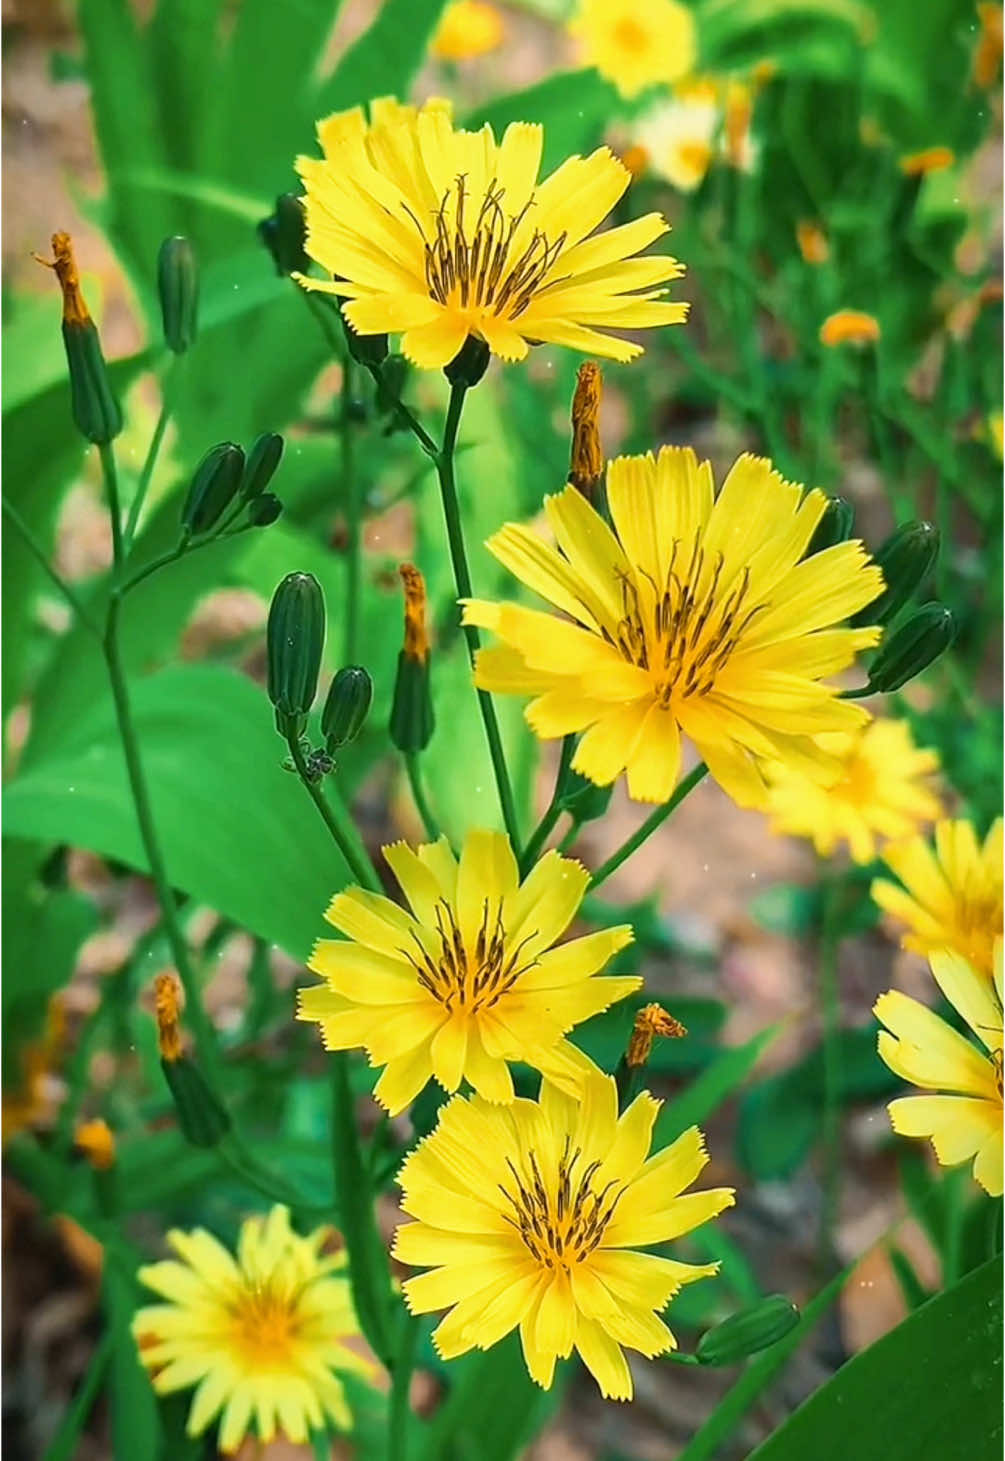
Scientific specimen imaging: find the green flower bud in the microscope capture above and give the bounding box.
[37,233,123,445]
[267,573,325,737]
[258,193,309,277]
[696,1295,800,1366]
[556,769,614,824]
[444,334,490,388]
[808,495,855,555]
[157,236,199,354]
[241,432,284,501]
[160,1056,231,1148]
[853,521,940,626]
[866,603,956,692]
[247,492,283,526]
[322,665,373,752]
[181,442,245,536]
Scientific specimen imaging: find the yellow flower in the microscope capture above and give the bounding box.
[394,1073,733,1397]
[764,718,941,864]
[297,830,640,1114]
[133,1206,374,1452]
[431,0,504,60]
[464,449,883,809]
[297,98,687,368]
[874,949,1003,1196]
[819,309,881,347]
[872,818,1003,977]
[899,146,955,177]
[632,82,721,192]
[570,0,698,100]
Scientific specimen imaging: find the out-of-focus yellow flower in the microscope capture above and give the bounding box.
[297,98,687,367]
[394,1073,733,1398]
[297,829,640,1114]
[796,221,830,265]
[619,143,649,180]
[899,146,956,177]
[819,309,881,347]
[987,411,1003,459]
[632,81,720,192]
[75,1118,116,1171]
[133,1207,374,1452]
[975,4,1003,87]
[2,995,66,1143]
[875,948,1003,1196]
[872,818,1003,978]
[431,0,505,61]
[465,450,883,809]
[764,719,941,864]
[570,0,697,100]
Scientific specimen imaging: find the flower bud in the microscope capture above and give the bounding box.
[248,493,283,526]
[36,232,122,444]
[157,236,199,354]
[258,193,309,277]
[341,313,389,368]
[808,496,855,555]
[267,572,325,737]
[322,665,373,752]
[696,1295,800,1365]
[853,521,940,626]
[569,361,604,500]
[161,1056,231,1148]
[866,603,956,692]
[444,334,490,388]
[556,769,613,824]
[390,564,435,752]
[241,432,284,501]
[181,442,245,536]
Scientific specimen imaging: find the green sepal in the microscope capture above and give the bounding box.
[867,603,957,692]
[258,193,309,277]
[444,334,490,387]
[853,521,940,626]
[808,495,854,554]
[389,652,434,752]
[160,1057,230,1148]
[556,769,613,824]
[63,318,123,445]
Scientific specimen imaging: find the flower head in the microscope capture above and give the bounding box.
[872,817,1003,977]
[571,0,697,100]
[764,718,941,864]
[297,830,640,1114]
[431,0,505,60]
[632,82,721,192]
[133,1206,374,1452]
[819,309,881,347]
[874,949,1003,1196]
[394,1073,733,1397]
[297,98,686,368]
[464,449,883,808]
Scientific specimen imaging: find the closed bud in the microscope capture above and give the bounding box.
[181,442,245,536]
[853,521,940,626]
[444,334,490,388]
[267,572,325,737]
[248,492,283,526]
[36,232,122,444]
[241,432,284,501]
[322,665,373,752]
[390,564,434,752]
[341,312,389,368]
[808,495,855,555]
[376,354,409,419]
[161,1056,231,1148]
[866,603,956,692]
[556,769,614,824]
[697,1295,800,1365]
[157,236,199,353]
[258,193,309,277]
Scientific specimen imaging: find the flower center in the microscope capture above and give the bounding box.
[408,176,567,320]
[499,1140,626,1272]
[603,542,766,705]
[613,17,650,53]
[229,1280,300,1367]
[402,898,538,1013]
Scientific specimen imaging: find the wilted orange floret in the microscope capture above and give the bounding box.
[819,310,881,347]
[569,361,604,497]
[975,5,1003,87]
[399,563,430,663]
[627,1002,687,1067]
[899,146,955,177]
[75,1118,116,1171]
[797,221,830,265]
[33,231,92,327]
[153,970,184,1062]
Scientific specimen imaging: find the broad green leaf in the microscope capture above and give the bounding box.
[316,0,449,115]
[103,1237,163,1460]
[747,1257,1003,1461]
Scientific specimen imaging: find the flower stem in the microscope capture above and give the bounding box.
[124,355,178,550]
[342,356,361,663]
[588,762,708,891]
[387,1311,419,1461]
[99,443,125,570]
[436,380,521,849]
[519,736,575,876]
[404,751,440,840]
[285,735,381,892]
[366,360,439,459]
[818,876,843,1272]
[2,495,102,639]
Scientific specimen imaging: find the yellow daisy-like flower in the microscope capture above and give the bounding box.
[872,818,1003,978]
[874,949,1003,1196]
[632,81,721,192]
[297,830,640,1115]
[431,0,505,60]
[464,449,884,809]
[132,1207,374,1453]
[570,0,698,100]
[764,718,941,864]
[296,98,687,368]
[394,1073,734,1398]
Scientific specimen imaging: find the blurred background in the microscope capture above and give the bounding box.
[2,0,1002,1457]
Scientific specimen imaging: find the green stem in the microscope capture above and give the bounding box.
[556,821,581,855]
[519,736,575,875]
[124,356,178,549]
[42,1333,113,1461]
[818,876,843,1271]
[119,541,188,596]
[2,495,102,638]
[436,381,522,849]
[387,1313,419,1461]
[218,1135,331,1217]
[342,357,361,663]
[99,443,125,571]
[404,751,440,840]
[286,736,381,892]
[589,763,708,891]
[366,361,439,459]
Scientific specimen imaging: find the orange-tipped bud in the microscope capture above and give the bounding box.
[569,361,604,499]
[35,232,122,444]
[34,231,91,327]
[400,563,430,664]
[75,1118,116,1171]
[154,970,184,1063]
[975,4,1003,87]
[899,146,955,177]
[626,1003,687,1068]
[796,221,829,266]
[819,310,881,348]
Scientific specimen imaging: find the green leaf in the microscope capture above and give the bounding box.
[887,1244,932,1311]
[103,1237,163,1460]
[418,1331,568,1461]
[316,0,449,115]
[746,1257,1003,1461]
[656,1024,780,1145]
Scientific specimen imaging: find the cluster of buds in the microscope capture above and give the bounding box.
[180,431,285,541]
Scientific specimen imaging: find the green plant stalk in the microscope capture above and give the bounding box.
[388,1312,420,1461]
[99,443,126,568]
[405,751,440,840]
[436,381,522,849]
[556,820,581,855]
[342,355,361,663]
[588,762,708,890]
[366,360,439,459]
[42,1332,114,1461]
[2,495,102,639]
[124,354,179,549]
[285,735,381,892]
[818,876,843,1271]
[519,736,575,876]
